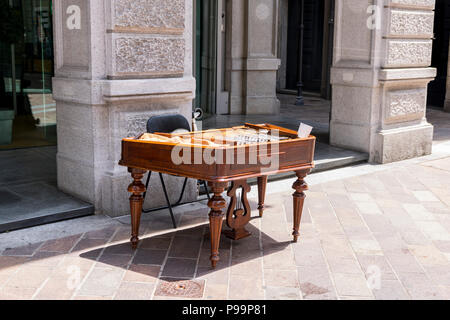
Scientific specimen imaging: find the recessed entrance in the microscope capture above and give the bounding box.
[195,0,368,172]
[0,0,93,233]
[428,0,450,108]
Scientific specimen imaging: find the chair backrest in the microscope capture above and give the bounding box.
[146,114,191,134]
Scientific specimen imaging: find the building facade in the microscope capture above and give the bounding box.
[1,0,449,219]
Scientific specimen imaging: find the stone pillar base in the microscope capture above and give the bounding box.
[57,155,96,207]
[373,123,434,164]
[245,97,280,115]
[330,121,371,154]
[445,100,450,113]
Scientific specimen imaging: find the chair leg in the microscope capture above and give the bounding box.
[202,180,211,201]
[142,171,152,213]
[159,173,177,229]
[174,177,189,206]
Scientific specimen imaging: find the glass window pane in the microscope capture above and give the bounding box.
[0,0,55,149]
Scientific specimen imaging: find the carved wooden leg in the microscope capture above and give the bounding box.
[257,176,268,217]
[207,182,228,268]
[224,179,252,240]
[292,170,310,243]
[128,168,147,249]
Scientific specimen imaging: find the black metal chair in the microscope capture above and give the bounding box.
[142,114,210,228]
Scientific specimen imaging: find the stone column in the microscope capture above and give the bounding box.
[225,0,281,115]
[330,0,436,163]
[53,0,197,216]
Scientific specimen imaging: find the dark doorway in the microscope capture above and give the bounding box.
[194,0,220,115]
[0,0,56,149]
[286,0,325,93]
[428,0,450,108]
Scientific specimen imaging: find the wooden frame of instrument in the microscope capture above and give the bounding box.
[119,123,316,268]
[120,124,316,183]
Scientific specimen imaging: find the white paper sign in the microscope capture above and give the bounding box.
[297,123,313,138]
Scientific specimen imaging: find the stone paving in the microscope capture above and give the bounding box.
[1,146,450,300]
[1,103,450,300]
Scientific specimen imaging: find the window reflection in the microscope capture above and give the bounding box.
[0,0,55,149]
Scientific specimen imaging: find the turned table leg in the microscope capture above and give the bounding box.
[207,182,227,268]
[128,168,147,249]
[257,176,268,217]
[292,170,310,243]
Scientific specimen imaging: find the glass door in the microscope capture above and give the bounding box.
[194,0,220,116]
[0,0,94,233]
[0,0,55,150]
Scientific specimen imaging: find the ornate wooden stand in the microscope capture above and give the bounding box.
[128,168,147,249]
[257,176,268,217]
[207,182,228,268]
[126,169,310,267]
[292,169,309,243]
[224,180,252,240]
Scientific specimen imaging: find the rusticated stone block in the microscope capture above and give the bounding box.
[385,40,432,67]
[114,37,185,78]
[126,114,154,137]
[389,0,436,9]
[112,0,185,34]
[388,10,434,37]
[385,88,427,123]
